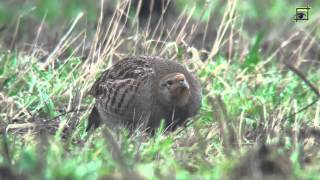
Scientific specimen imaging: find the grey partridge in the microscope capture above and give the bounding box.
[86,56,201,133]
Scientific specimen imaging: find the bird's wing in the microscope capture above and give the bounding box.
[90,57,154,114]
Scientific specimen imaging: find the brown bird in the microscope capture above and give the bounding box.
[86,56,201,133]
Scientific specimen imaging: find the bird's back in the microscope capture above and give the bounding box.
[89,57,154,129]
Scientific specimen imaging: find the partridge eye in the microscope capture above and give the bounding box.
[167,80,173,85]
[296,12,306,20]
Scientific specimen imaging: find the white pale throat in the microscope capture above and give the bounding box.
[174,84,190,107]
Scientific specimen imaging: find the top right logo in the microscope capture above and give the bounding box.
[295,6,311,22]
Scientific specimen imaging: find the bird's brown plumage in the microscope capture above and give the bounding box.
[87,56,201,133]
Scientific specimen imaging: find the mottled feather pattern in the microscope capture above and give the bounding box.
[87,56,201,132]
[90,57,154,114]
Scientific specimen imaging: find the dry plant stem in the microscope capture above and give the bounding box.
[228,11,235,62]
[149,0,172,41]
[147,0,174,53]
[56,31,86,59]
[186,1,210,45]
[144,0,154,37]
[102,127,139,179]
[151,25,166,55]
[174,7,195,46]
[158,10,185,54]
[208,95,238,156]
[193,124,213,166]
[3,107,86,135]
[10,14,22,50]
[49,107,87,121]
[296,26,319,67]
[43,12,84,69]
[238,110,245,147]
[158,9,194,55]
[102,2,130,56]
[202,15,210,49]
[284,62,320,97]
[282,61,319,121]
[31,12,47,56]
[86,0,105,65]
[84,0,130,96]
[284,99,319,121]
[208,0,237,60]
[133,0,142,26]
[9,7,36,49]
[98,0,130,62]
[102,128,125,168]
[5,123,36,134]
[258,32,300,70]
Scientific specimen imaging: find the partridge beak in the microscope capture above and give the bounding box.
[178,80,189,89]
[173,73,189,89]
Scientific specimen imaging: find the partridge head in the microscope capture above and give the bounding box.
[159,73,190,107]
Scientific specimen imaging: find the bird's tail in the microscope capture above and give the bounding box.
[86,106,101,132]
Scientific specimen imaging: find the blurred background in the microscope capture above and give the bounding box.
[0,1,320,179]
[0,0,319,66]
